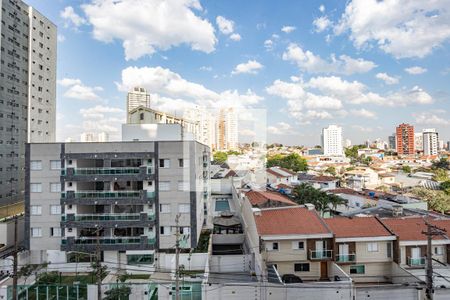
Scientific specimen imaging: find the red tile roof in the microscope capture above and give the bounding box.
[266,167,296,177]
[254,206,331,236]
[246,191,296,207]
[382,218,450,241]
[324,217,393,238]
[313,175,338,182]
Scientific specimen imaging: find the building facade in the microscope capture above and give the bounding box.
[217,107,238,151]
[126,87,150,121]
[395,123,414,156]
[0,0,56,205]
[422,128,438,156]
[321,125,343,156]
[25,141,210,265]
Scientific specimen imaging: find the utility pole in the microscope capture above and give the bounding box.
[422,220,447,300]
[175,214,181,300]
[12,216,18,300]
[96,228,102,300]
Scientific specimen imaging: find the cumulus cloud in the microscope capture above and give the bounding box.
[334,0,450,58]
[313,16,331,32]
[264,39,274,51]
[267,122,293,135]
[414,110,450,125]
[281,26,296,33]
[60,6,87,28]
[82,0,217,60]
[375,72,399,85]
[405,66,427,75]
[232,60,264,75]
[350,108,377,119]
[58,78,103,101]
[319,5,325,13]
[216,15,241,41]
[80,105,124,119]
[230,33,242,41]
[282,43,376,75]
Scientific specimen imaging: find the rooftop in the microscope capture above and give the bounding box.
[246,190,296,207]
[254,206,331,236]
[382,218,450,241]
[324,216,394,238]
[266,167,296,177]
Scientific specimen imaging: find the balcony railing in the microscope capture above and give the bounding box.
[61,167,153,176]
[407,257,426,267]
[62,236,156,245]
[335,253,356,263]
[63,213,155,222]
[62,190,155,199]
[310,249,333,260]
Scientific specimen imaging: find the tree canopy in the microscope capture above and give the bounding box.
[292,183,346,216]
[344,145,365,159]
[433,168,449,182]
[411,187,450,214]
[213,150,241,164]
[266,153,308,172]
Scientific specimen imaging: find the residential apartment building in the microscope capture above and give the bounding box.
[423,128,438,156]
[321,125,343,156]
[25,141,210,265]
[414,132,423,152]
[217,107,238,151]
[183,105,216,150]
[255,206,334,280]
[0,0,56,205]
[126,87,150,121]
[388,134,396,150]
[324,217,396,283]
[395,123,415,155]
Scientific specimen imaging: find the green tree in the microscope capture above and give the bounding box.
[292,183,345,216]
[267,153,308,172]
[213,151,228,164]
[344,145,365,160]
[17,262,48,285]
[324,166,336,176]
[440,181,450,191]
[432,168,449,182]
[411,187,450,214]
[104,286,131,300]
[432,158,450,170]
[401,165,412,174]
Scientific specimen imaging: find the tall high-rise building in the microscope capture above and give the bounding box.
[80,132,96,142]
[217,107,238,151]
[395,123,415,155]
[422,128,438,156]
[127,87,150,121]
[183,106,216,150]
[388,134,396,150]
[321,125,343,156]
[0,0,56,205]
[97,131,109,142]
[414,132,423,152]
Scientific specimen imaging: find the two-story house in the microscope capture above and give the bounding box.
[324,217,396,282]
[266,167,298,187]
[254,206,333,281]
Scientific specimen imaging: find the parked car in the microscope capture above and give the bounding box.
[282,274,303,284]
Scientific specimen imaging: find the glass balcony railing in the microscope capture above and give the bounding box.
[63,213,155,222]
[310,249,333,259]
[336,253,356,263]
[407,257,426,267]
[74,167,141,175]
[61,236,156,245]
[62,191,148,199]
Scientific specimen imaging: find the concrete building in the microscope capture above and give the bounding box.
[395,123,415,155]
[414,132,423,152]
[183,106,216,150]
[126,87,150,121]
[388,134,396,150]
[321,125,343,156]
[25,141,210,265]
[0,0,56,205]
[97,132,109,142]
[423,128,438,156]
[80,132,96,142]
[217,107,238,151]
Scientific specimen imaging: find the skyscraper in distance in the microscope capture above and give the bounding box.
[423,128,438,156]
[395,123,415,155]
[321,125,343,156]
[127,87,150,121]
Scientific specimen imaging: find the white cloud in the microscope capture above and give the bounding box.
[350,108,377,119]
[117,66,263,109]
[334,0,450,58]
[351,125,373,133]
[80,105,124,119]
[319,5,325,13]
[58,78,103,101]
[281,26,296,33]
[264,39,274,51]
[232,60,264,75]
[216,16,234,34]
[313,16,331,32]
[405,66,427,75]
[57,34,66,42]
[375,72,399,85]
[414,111,450,125]
[229,33,241,41]
[199,66,212,71]
[82,0,216,60]
[267,122,293,135]
[282,43,376,75]
[60,6,87,28]
[240,129,256,137]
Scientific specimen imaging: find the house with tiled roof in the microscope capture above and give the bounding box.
[382,218,450,268]
[266,167,298,187]
[298,173,340,190]
[254,206,334,280]
[245,190,296,208]
[324,217,396,282]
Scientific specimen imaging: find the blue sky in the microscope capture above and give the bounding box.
[28,0,450,146]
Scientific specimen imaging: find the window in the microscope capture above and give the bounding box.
[50,183,61,192]
[294,263,310,272]
[159,159,170,168]
[50,205,61,215]
[127,254,154,265]
[292,241,305,250]
[180,227,190,234]
[30,205,42,215]
[367,242,378,252]
[160,226,171,236]
[30,183,42,193]
[31,227,42,237]
[267,242,279,251]
[177,181,189,191]
[139,113,144,120]
[50,227,61,237]
[178,204,190,213]
[350,265,365,274]
[159,181,170,191]
[387,242,392,258]
[434,246,444,255]
[178,159,184,167]
[160,204,171,213]
[30,160,42,170]
[50,160,61,170]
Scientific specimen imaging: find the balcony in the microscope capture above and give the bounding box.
[61,190,155,205]
[62,212,155,228]
[61,235,156,251]
[62,166,154,181]
[335,253,356,263]
[309,249,333,260]
[407,257,426,267]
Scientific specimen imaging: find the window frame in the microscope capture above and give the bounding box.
[294,263,310,272]
[350,265,365,274]
[30,160,42,170]
[367,242,378,252]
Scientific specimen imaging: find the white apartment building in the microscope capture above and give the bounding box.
[97,131,109,142]
[217,107,238,151]
[422,128,438,156]
[126,87,150,121]
[322,125,343,156]
[0,0,56,205]
[414,132,423,152]
[80,132,96,142]
[183,105,216,150]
